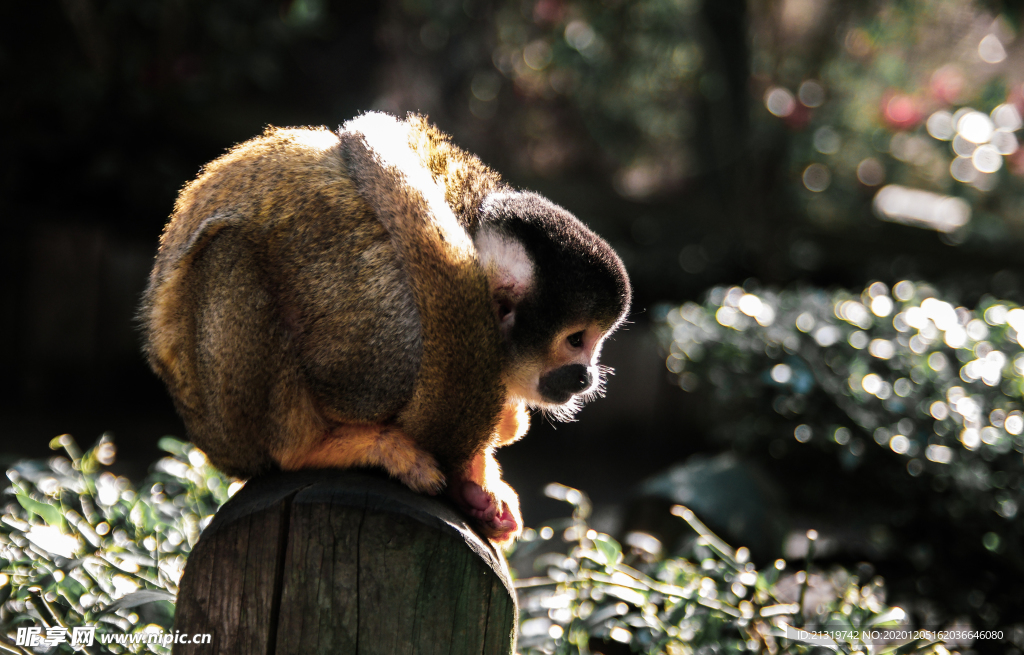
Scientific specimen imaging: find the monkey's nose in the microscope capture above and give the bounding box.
[538,364,593,403]
[562,364,592,392]
[572,366,592,391]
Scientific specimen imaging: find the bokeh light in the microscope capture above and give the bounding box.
[765,87,796,117]
[873,185,970,233]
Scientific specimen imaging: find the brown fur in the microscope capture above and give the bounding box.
[142,121,514,520]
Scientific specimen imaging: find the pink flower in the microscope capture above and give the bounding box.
[882,92,922,130]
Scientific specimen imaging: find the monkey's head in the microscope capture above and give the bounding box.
[475,192,631,421]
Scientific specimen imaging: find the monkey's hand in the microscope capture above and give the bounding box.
[448,450,522,546]
[446,400,529,545]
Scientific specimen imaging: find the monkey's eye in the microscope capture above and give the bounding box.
[567,331,584,348]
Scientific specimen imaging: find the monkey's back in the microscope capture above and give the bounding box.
[144,127,423,477]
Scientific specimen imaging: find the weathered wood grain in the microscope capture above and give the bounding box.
[173,469,516,655]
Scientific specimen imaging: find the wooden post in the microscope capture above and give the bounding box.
[172,469,517,654]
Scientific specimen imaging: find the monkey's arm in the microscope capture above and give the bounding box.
[448,401,530,544]
[338,115,505,472]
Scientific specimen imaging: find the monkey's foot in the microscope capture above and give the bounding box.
[388,445,447,496]
[447,452,522,545]
[450,479,521,544]
[279,425,446,495]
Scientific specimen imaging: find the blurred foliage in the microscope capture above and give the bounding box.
[0,434,964,655]
[752,0,1024,243]
[511,484,936,655]
[3,439,923,654]
[480,0,724,198]
[384,0,1024,222]
[379,0,744,196]
[0,435,232,653]
[655,281,1024,631]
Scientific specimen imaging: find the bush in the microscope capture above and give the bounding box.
[0,435,230,653]
[510,484,920,655]
[655,280,1024,630]
[0,431,963,654]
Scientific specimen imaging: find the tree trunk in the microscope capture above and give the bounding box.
[173,469,517,654]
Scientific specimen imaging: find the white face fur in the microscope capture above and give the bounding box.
[474,224,535,336]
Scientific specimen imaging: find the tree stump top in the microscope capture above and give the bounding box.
[173,468,517,655]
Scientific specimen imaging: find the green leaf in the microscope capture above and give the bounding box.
[57,576,87,601]
[157,437,189,455]
[867,607,906,627]
[827,614,854,632]
[132,502,150,531]
[105,590,177,610]
[16,493,64,529]
[665,599,691,625]
[593,533,623,568]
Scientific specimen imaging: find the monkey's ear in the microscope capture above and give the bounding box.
[473,225,534,335]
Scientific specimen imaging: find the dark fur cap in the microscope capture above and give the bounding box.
[479,191,631,357]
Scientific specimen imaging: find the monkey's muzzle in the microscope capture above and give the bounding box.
[538,364,593,404]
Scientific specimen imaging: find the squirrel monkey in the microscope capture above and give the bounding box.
[142,113,630,544]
